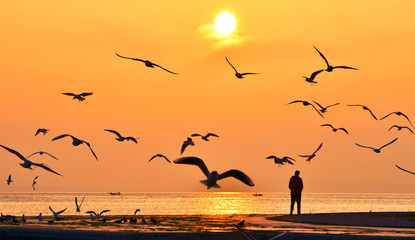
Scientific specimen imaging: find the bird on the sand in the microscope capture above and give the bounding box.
[148,154,171,163]
[174,156,255,189]
[104,129,139,144]
[396,165,415,176]
[0,145,62,176]
[266,156,295,166]
[312,101,340,114]
[191,133,219,141]
[26,151,59,160]
[6,174,12,185]
[297,143,323,162]
[321,124,349,134]
[49,206,67,221]
[51,134,98,161]
[235,224,287,240]
[380,112,413,127]
[225,57,259,79]
[303,69,324,84]
[355,138,398,153]
[61,92,93,102]
[86,210,110,219]
[75,196,85,213]
[347,104,378,120]
[35,128,49,136]
[116,53,178,74]
[150,217,158,223]
[388,125,413,134]
[181,137,195,154]
[32,176,38,191]
[287,100,324,118]
[313,46,358,72]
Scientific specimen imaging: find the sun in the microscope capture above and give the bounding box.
[214,12,237,35]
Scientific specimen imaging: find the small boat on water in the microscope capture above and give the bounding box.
[253,193,263,196]
[109,192,121,195]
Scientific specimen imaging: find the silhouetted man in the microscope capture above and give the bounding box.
[289,170,303,215]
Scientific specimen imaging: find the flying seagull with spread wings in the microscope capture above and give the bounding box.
[266,156,295,166]
[287,100,324,118]
[303,69,324,84]
[321,124,349,134]
[190,133,219,141]
[380,111,413,127]
[297,143,323,162]
[86,210,110,219]
[61,92,93,102]
[52,134,98,161]
[35,128,49,136]
[116,53,178,74]
[181,137,195,155]
[355,138,398,153]
[148,154,171,163]
[0,144,62,176]
[174,156,254,189]
[312,101,340,114]
[104,129,139,144]
[313,46,358,72]
[225,57,259,79]
[49,206,67,221]
[388,125,414,134]
[75,196,85,213]
[32,176,38,191]
[347,104,378,120]
[27,151,59,160]
[6,174,13,185]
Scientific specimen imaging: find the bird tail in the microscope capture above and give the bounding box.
[200,180,221,189]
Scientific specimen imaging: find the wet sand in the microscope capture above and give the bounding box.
[0,212,414,239]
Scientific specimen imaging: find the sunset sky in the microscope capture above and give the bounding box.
[1,1,415,193]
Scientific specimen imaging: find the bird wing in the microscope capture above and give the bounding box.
[225,57,238,73]
[297,154,310,158]
[79,92,93,97]
[31,162,62,176]
[84,142,99,161]
[0,144,27,162]
[44,152,59,160]
[379,138,398,150]
[396,165,415,176]
[49,206,55,214]
[126,137,138,143]
[338,128,349,134]
[104,129,122,138]
[287,100,304,105]
[310,69,324,79]
[75,197,78,207]
[313,143,323,154]
[115,53,145,63]
[240,72,259,76]
[403,127,414,134]
[173,156,210,178]
[326,102,340,108]
[400,113,414,126]
[379,112,393,120]
[35,129,42,136]
[161,155,171,163]
[332,66,358,70]
[56,208,67,215]
[312,100,324,109]
[190,134,202,137]
[355,143,375,150]
[388,125,398,131]
[266,155,277,160]
[100,210,110,215]
[51,134,73,141]
[217,170,255,187]
[61,93,75,96]
[86,211,97,216]
[321,124,333,129]
[235,225,255,240]
[313,46,330,68]
[269,232,288,240]
[26,152,39,159]
[284,156,296,162]
[309,104,325,118]
[151,63,178,74]
[79,196,85,208]
[366,108,378,120]
[148,155,157,162]
[33,176,39,181]
[206,133,219,138]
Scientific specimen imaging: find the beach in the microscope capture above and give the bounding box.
[0,212,415,239]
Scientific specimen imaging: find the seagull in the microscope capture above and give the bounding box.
[148,154,171,163]
[51,134,98,161]
[321,124,349,134]
[355,138,398,153]
[37,213,43,221]
[104,129,139,144]
[134,209,140,215]
[75,196,85,213]
[235,224,287,240]
[116,53,178,74]
[380,112,413,127]
[6,174,12,185]
[287,100,324,118]
[174,156,255,189]
[303,69,324,84]
[61,92,93,102]
[313,46,358,72]
[181,137,195,155]
[225,57,259,79]
[190,133,219,141]
[347,104,378,120]
[297,143,323,162]
[388,125,414,134]
[32,176,38,191]
[26,151,59,160]
[141,217,147,224]
[35,128,49,136]
[266,156,295,166]
[49,206,67,221]
[0,144,62,176]
[312,101,340,114]
[150,217,158,223]
[86,210,110,219]
[396,165,415,176]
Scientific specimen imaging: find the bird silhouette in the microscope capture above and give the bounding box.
[396,165,415,176]
[174,156,254,189]
[104,129,139,144]
[75,196,85,213]
[32,176,38,191]
[148,154,171,163]
[266,156,295,166]
[380,112,413,127]
[225,57,259,79]
[297,143,323,162]
[355,138,398,153]
[52,134,98,161]
[191,133,219,141]
[35,128,49,136]
[6,174,12,185]
[312,101,340,114]
[313,46,358,72]
[116,53,178,74]
[388,125,413,134]
[26,151,59,160]
[61,92,93,102]
[303,69,324,84]
[49,206,67,221]
[86,210,110,219]
[0,145,62,176]
[347,104,378,120]
[287,100,324,118]
[321,124,349,134]
[181,137,195,154]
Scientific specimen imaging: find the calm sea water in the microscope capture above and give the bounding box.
[0,192,414,216]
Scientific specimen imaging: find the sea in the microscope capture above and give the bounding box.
[0,192,414,216]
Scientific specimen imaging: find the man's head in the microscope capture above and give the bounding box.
[295,170,300,176]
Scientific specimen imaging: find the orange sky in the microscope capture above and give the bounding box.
[1,1,415,193]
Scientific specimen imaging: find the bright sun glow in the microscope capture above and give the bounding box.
[215,12,237,35]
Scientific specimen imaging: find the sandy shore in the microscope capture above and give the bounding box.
[0,212,414,239]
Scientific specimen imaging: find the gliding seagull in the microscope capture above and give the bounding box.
[347,104,378,120]
[27,151,59,160]
[174,156,255,189]
[61,92,93,102]
[191,133,219,141]
[297,143,323,162]
[380,112,413,127]
[35,128,49,136]
[52,134,98,161]
[225,57,259,79]
[313,46,358,72]
[32,176,38,191]
[181,137,195,155]
[287,100,324,118]
[303,69,324,84]
[355,138,398,153]
[321,124,349,134]
[0,145,62,176]
[6,174,12,185]
[104,129,139,144]
[148,154,171,163]
[266,156,295,166]
[116,53,178,74]
[312,101,340,114]
[388,125,414,134]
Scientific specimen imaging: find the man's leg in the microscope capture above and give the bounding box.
[297,195,301,215]
[290,194,295,215]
